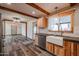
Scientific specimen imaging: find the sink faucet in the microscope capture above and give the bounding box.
[60,26,63,36]
[61,31,63,36]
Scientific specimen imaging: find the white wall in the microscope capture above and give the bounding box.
[74,8,79,35]
[62,8,79,37]
[27,21,33,39]
[21,23,26,36]
[0,9,34,22]
[27,20,36,39]
[0,9,36,39]
[5,21,11,35]
[17,23,22,34]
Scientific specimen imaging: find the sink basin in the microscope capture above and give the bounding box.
[46,36,63,46]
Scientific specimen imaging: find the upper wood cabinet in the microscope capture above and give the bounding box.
[37,17,48,28]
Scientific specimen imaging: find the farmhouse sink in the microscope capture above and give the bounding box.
[46,36,63,46]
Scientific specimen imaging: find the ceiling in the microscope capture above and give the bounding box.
[0,3,77,19]
[35,3,70,13]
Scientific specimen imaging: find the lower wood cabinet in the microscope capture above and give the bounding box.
[77,43,79,56]
[46,42,52,53]
[46,42,64,56]
[64,40,71,56]
[70,41,77,56]
[46,40,79,56]
[57,46,64,56]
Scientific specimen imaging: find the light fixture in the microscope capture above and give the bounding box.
[32,11,35,14]
[7,3,12,5]
[13,17,20,23]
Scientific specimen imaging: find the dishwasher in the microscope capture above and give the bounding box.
[38,35,46,50]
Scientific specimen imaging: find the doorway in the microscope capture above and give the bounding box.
[3,21,27,37]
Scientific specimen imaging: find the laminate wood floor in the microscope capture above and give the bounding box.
[2,35,52,56]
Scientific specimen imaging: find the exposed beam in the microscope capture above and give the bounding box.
[26,3,50,15]
[70,3,77,7]
[0,6,38,19]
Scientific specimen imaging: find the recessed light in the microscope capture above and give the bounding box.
[32,11,35,14]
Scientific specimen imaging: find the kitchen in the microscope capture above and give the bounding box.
[0,3,79,56]
[34,4,79,56]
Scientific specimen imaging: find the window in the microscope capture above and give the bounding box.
[59,15,71,31]
[48,10,74,32]
[48,18,59,31]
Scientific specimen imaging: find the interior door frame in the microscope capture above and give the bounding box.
[20,22,27,37]
[2,20,27,37]
[32,22,37,39]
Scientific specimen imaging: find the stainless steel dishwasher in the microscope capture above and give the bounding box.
[38,34,46,50]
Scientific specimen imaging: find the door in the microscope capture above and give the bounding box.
[33,22,37,39]
[21,22,27,37]
[11,22,17,35]
[5,21,11,35]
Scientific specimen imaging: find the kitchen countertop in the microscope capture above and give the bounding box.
[36,33,79,43]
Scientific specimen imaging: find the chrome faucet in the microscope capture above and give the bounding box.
[61,31,63,36]
[60,26,63,36]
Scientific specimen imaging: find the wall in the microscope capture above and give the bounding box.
[0,9,36,39]
[37,7,79,37]
[0,9,32,22]
[5,21,11,35]
[0,13,3,37]
[74,8,79,35]
[27,20,36,39]
[62,7,79,37]
[21,23,26,36]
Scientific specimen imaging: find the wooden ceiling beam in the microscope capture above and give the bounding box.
[0,6,38,19]
[26,3,50,15]
[70,3,77,7]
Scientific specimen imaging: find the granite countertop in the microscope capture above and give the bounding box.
[36,33,79,42]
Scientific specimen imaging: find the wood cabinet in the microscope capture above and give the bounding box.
[46,40,79,56]
[46,42,52,53]
[70,41,77,56]
[77,43,79,56]
[64,40,71,56]
[46,42,64,56]
[37,17,48,28]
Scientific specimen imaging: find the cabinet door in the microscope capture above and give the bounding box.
[54,45,59,55]
[46,42,52,53]
[54,45,64,56]
[77,43,79,56]
[58,46,64,56]
[70,42,77,56]
[64,40,71,56]
[46,42,64,56]
[37,17,47,28]
[43,17,48,28]
[48,43,52,53]
[51,44,54,54]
